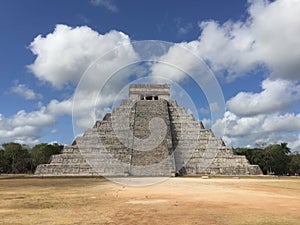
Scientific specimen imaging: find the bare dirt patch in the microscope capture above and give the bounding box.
[0,177,299,225]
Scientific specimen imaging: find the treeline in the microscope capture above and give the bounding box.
[0,142,63,174]
[235,143,300,175]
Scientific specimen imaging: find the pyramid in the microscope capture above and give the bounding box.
[35,84,262,176]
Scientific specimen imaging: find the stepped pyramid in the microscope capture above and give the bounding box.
[35,84,262,176]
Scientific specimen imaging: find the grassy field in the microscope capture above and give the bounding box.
[0,176,300,225]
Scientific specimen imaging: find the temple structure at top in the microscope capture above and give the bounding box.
[129,84,170,101]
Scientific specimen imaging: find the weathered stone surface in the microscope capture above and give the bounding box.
[35,84,262,176]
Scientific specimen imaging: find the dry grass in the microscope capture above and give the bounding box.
[0,176,300,225]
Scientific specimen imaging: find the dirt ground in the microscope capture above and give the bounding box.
[0,176,300,225]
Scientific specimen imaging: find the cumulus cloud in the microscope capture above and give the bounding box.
[10,83,42,100]
[90,0,118,13]
[214,111,300,137]
[0,108,56,144]
[150,43,205,82]
[227,78,300,116]
[47,99,73,116]
[249,0,300,80]
[28,25,136,88]
[212,111,300,151]
[0,100,75,145]
[26,24,139,133]
[9,108,55,127]
[153,0,300,81]
[149,39,232,89]
[195,20,257,81]
[0,125,38,139]
[212,111,263,137]
[262,113,300,132]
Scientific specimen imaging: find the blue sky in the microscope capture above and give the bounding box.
[0,0,300,152]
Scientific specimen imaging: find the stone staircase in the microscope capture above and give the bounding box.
[129,100,175,176]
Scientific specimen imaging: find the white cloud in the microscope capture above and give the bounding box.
[0,102,74,145]
[150,42,212,84]
[0,108,56,144]
[42,91,121,131]
[249,0,300,80]
[14,136,40,146]
[152,0,300,82]
[199,0,300,81]
[28,25,136,88]
[46,99,73,116]
[227,78,300,116]
[195,20,257,81]
[26,24,139,134]
[90,0,118,12]
[212,111,263,137]
[10,108,55,127]
[214,111,300,137]
[262,113,300,132]
[10,83,42,100]
[0,125,38,139]
[212,111,300,151]
[215,75,300,151]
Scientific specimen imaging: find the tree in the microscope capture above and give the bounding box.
[0,150,9,173]
[235,143,291,175]
[235,147,266,172]
[288,154,300,175]
[30,143,63,172]
[2,143,31,173]
[266,143,290,175]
